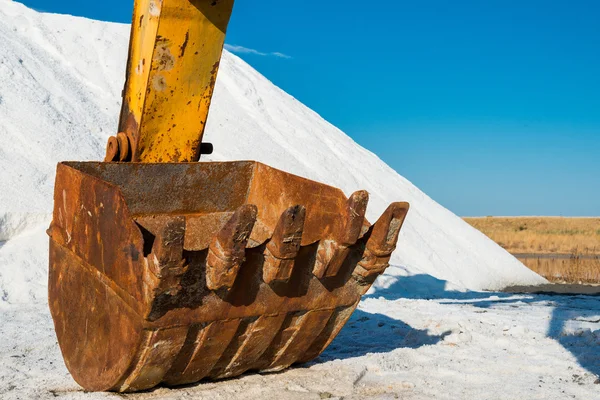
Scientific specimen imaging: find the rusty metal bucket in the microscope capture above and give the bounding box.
[48,161,409,392]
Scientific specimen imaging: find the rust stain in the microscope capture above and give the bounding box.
[179,31,190,57]
[154,38,175,72]
[152,75,168,91]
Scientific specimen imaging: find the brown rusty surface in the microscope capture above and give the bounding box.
[49,242,144,391]
[262,309,334,372]
[48,163,148,313]
[206,204,258,290]
[104,136,119,162]
[164,319,241,385]
[48,161,410,392]
[355,202,410,279]
[313,190,369,279]
[118,326,188,392]
[65,161,255,216]
[263,205,305,284]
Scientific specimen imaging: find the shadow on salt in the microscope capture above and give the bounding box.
[319,272,600,378]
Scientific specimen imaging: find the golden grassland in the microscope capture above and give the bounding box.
[463,217,600,255]
[464,217,600,284]
[516,256,600,284]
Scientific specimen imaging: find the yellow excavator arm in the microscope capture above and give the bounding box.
[106,0,234,163]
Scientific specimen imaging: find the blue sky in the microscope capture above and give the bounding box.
[20,0,600,216]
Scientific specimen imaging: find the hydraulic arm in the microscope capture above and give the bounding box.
[106,0,234,162]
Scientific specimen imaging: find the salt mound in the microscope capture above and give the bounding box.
[0,0,546,305]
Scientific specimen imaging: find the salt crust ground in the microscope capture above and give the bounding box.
[2,289,600,399]
[0,1,598,399]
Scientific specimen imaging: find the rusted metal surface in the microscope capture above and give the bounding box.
[206,204,258,290]
[263,205,306,284]
[48,161,410,392]
[314,190,369,279]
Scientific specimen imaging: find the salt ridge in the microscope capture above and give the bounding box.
[0,0,545,306]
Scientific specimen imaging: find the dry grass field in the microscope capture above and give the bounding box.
[464,217,600,255]
[464,217,600,283]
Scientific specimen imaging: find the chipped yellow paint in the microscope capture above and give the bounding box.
[119,0,235,162]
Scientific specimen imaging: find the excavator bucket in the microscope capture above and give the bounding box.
[48,161,409,392]
[47,0,411,393]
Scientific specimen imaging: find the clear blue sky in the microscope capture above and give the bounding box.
[21,0,600,216]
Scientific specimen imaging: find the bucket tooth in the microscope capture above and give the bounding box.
[355,202,410,279]
[263,205,306,284]
[206,204,258,291]
[313,191,369,279]
[313,240,350,279]
[340,190,369,245]
[146,216,188,299]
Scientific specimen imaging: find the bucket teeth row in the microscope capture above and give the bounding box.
[313,190,369,279]
[144,199,407,298]
[162,196,405,293]
[355,202,410,278]
[206,204,258,290]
